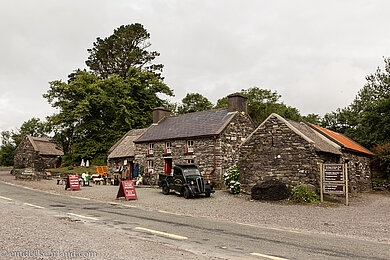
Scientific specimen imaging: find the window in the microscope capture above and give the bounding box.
[186,140,194,153]
[148,143,154,155]
[165,142,172,154]
[187,159,194,164]
[147,160,154,174]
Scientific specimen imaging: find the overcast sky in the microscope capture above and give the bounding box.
[1,0,389,132]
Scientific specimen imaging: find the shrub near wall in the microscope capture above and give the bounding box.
[224,164,240,194]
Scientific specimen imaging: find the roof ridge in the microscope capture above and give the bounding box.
[171,108,228,118]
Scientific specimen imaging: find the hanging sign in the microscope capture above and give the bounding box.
[65,175,80,191]
[116,181,137,201]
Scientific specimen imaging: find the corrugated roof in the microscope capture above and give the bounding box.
[307,123,374,156]
[108,128,148,159]
[135,108,236,142]
[28,136,64,156]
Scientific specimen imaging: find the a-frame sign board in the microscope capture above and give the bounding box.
[65,175,80,191]
[116,181,138,201]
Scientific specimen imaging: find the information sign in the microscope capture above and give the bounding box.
[65,175,80,191]
[324,184,345,194]
[116,181,137,201]
[324,164,344,182]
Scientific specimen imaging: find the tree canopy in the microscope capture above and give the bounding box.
[86,23,163,79]
[177,93,213,114]
[43,69,172,163]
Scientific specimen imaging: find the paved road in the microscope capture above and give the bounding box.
[0,181,389,260]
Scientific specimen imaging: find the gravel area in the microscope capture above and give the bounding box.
[0,198,211,260]
[1,168,389,244]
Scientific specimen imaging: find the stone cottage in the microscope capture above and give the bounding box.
[239,113,373,194]
[107,128,147,179]
[134,93,255,187]
[14,135,64,172]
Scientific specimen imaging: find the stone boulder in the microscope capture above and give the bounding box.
[251,180,290,201]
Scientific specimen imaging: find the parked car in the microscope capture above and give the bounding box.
[158,164,214,199]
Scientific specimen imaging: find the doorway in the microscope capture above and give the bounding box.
[164,158,172,175]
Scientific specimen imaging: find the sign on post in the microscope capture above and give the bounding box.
[320,163,348,205]
[65,175,80,191]
[116,181,137,201]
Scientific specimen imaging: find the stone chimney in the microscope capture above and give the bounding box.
[228,93,248,114]
[152,107,171,123]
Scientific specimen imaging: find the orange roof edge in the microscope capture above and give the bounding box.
[308,123,374,156]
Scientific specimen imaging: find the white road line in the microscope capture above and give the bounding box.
[122,204,137,208]
[134,227,188,240]
[237,222,301,234]
[67,213,99,220]
[250,252,289,260]
[0,195,13,201]
[24,203,45,209]
[158,210,182,216]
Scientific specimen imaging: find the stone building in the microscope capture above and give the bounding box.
[107,128,147,179]
[14,135,64,171]
[239,113,373,194]
[134,93,255,187]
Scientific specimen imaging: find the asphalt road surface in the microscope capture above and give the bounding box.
[0,181,389,260]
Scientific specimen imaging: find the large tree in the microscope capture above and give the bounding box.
[44,69,172,164]
[86,23,163,79]
[177,93,213,114]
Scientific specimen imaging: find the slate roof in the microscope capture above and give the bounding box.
[27,136,64,156]
[108,128,148,159]
[135,108,237,142]
[307,123,374,156]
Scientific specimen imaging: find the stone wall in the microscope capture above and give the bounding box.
[135,137,215,185]
[342,151,372,192]
[14,137,58,172]
[239,115,373,194]
[134,113,254,187]
[215,113,254,187]
[239,116,324,193]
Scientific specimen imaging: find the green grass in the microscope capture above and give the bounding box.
[46,166,98,174]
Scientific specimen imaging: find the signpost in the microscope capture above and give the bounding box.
[116,180,138,201]
[320,163,348,205]
[65,175,80,191]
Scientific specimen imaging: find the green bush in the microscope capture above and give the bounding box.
[290,185,319,203]
[67,166,74,170]
[223,164,240,194]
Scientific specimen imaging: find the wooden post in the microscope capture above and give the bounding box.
[345,163,349,206]
[320,163,324,203]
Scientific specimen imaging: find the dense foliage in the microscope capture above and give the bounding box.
[44,69,172,164]
[177,93,213,114]
[289,185,319,203]
[86,23,163,79]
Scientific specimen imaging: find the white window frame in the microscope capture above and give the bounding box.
[187,140,194,153]
[187,159,194,164]
[147,160,154,174]
[166,142,172,154]
[148,143,154,155]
